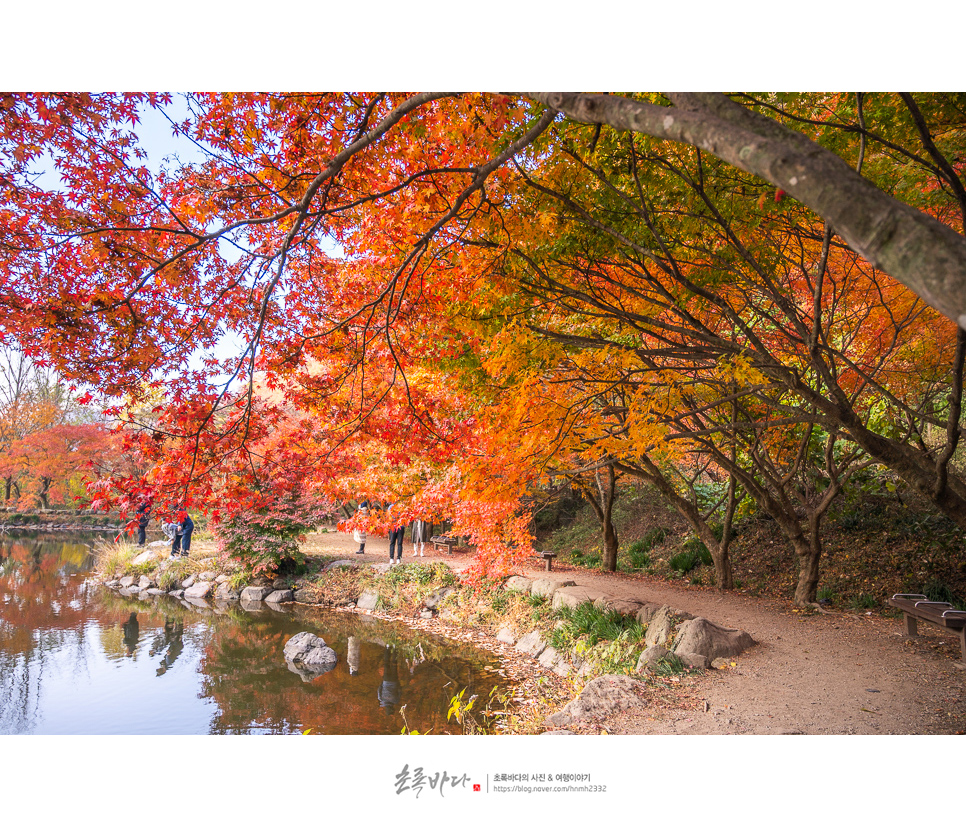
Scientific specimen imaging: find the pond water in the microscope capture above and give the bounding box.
[0,534,509,735]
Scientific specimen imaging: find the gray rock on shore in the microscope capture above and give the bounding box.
[240,586,272,602]
[184,581,212,599]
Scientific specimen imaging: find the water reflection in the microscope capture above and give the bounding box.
[0,534,509,735]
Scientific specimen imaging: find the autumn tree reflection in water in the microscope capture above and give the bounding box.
[200,610,507,735]
[0,534,509,734]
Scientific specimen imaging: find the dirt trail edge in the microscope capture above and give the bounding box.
[303,532,966,735]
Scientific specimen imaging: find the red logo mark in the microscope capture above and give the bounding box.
[473,784,481,792]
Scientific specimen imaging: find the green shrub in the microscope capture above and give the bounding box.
[548,601,643,650]
[569,548,602,568]
[669,550,698,574]
[670,537,712,574]
[848,592,878,610]
[629,549,651,570]
[155,566,183,592]
[369,562,461,615]
[626,528,670,571]
[640,527,668,550]
[212,491,331,575]
[817,586,840,605]
[921,577,966,610]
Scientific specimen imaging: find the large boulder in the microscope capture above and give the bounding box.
[551,586,603,610]
[594,596,644,617]
[504,575,533,593]
[635,645,670,673]
[671,617,755,661]
[531,578,576,599]
[644,605,676,647]
[323,560,356,572]
[635,602,662,625]
[546,675,648,727]
[265,589,294,604]
[356,590,379,611]
[675,651,711,670]
[283,632,338,679]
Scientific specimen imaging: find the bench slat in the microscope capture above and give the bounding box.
[942,610,966,627]
[888,598,959,628]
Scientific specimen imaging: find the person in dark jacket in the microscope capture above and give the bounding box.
[136,499,152,546]
[386,502,405,566]
[171,509,194,559]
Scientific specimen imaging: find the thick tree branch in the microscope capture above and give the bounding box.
[524,92,966,327]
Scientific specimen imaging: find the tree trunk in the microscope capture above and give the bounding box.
[708,474,739,590]
[601,513,619,572]
[709,540,734,590]
[580,463,620,571]
[792,531,822,606]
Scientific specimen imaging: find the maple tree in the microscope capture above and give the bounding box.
[0,348,70,502]
[1,93,964,601]
[1,422,116,509]
[462,99,964,601]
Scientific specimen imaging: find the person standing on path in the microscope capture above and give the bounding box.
[410,517,431,558]
[136,498,152,546]
[170,508,194,559]
[353,499,370,555]
[386,502,405,566]
[178,510,194,558]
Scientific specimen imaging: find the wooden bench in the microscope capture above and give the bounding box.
[537,550,556,571]
[888,594,966,660]
[430,535,459,555]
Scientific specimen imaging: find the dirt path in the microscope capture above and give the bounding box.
[302,531,966,735]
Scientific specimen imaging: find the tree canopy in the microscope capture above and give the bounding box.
[1,92,963,599]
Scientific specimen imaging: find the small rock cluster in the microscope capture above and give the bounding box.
[100,543,295,611]
[492,575,755,682]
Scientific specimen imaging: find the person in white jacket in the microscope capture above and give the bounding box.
[353,499,370,554]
